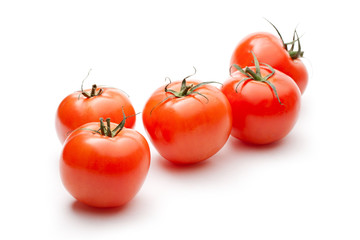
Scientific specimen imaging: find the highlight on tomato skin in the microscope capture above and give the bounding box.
[222,53,301,145]
[60,119,150,208]
[55,85,136,143]
[142,72,232,165]
[230,22,308,94]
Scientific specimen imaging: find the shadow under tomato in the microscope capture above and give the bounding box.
[156,154,215,174]
[152,134,299,181]
[228,135,288,153]
[71,199,133,217]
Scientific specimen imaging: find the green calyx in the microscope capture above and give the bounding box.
[164,67,220,99]
[79,69,104,99]
[82,84,104,98]
[82,108,131,137]
[150,67,222,114]
[266,19,304,60]
[232,51,283,105]
[98,117,124,138]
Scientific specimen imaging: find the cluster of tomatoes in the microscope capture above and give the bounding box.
[55,23,308,208]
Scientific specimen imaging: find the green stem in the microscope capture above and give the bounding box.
[245,67,263,81]
[94,109,134,137]
[106,118,112,137]
[181,84,193,96]
[81,84,104,99]
[289,51,304,59]
[99,118,106,135]
[90,84,97,97]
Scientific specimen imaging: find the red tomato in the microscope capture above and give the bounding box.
[56,84,135,143]
[222,57,301,144]
[230,30,308,94]
[142,75,232,165]
[60,118,150,208]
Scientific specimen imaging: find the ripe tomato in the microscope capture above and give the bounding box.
[60,117,150,208]
[56,84,135,143]
[230,26,308,94]
[142,72,232,165]
[222,54,301,144]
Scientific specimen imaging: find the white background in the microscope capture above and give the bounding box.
[1,0,359,239]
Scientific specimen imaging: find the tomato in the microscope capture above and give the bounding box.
[222,53,301,144]
[60,117,150,208]
[56,84,135,143]
[230,25,308,94]
[142,72,232,164]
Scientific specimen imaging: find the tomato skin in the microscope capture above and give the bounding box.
[60,122,150,208]
[230,32,308,94]
[56,87,136,143]
[222,67,301,144]
[142,81,232,164]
